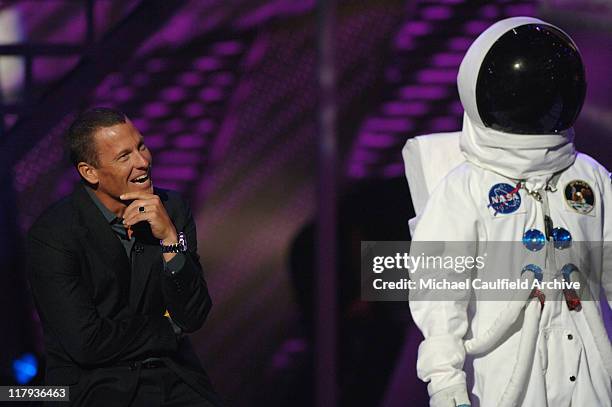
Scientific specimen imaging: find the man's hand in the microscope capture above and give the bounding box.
[429,384,471,407]
[120,192,177,243]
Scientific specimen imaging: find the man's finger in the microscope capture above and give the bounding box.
[120,192,156,201]
[123,211,152,227]
[125,198,156,209]
[123,198,157,218]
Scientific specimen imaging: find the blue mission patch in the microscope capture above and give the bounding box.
[488,183,521,216]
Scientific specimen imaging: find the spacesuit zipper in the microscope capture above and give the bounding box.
[539,188,557,275]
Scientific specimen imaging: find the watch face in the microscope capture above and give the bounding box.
[178,232,187,252]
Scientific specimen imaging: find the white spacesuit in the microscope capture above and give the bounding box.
[406,17,612,407]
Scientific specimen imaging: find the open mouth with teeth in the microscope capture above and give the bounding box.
[131,174,150,184]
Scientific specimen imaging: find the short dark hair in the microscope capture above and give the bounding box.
[65,107,127,167]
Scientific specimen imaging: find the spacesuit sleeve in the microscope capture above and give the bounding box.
[601,170,612,309]
[409,171,479,397]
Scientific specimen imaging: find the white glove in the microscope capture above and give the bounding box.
[429,384,471,407]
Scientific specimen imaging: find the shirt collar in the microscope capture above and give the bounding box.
[84,184,121,224]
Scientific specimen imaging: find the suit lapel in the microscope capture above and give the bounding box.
[72,185,131,295]
[72,185,170,311]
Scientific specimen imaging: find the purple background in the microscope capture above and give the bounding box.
[1,1,610,406]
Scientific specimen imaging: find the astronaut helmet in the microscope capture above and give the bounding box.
[457,17,586,135]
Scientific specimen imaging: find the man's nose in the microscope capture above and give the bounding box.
[134,151,150,168]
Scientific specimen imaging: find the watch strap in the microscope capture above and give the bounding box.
[160,232,187,253]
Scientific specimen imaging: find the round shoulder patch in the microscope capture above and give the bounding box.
[564,180,595,214]
[488,183,521,216]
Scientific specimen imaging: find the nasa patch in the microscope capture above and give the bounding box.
[488,183,522,216]
[564,180,595,214]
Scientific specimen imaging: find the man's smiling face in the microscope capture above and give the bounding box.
[92,119,153,201]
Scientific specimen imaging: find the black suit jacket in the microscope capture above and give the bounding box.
[27,184,221,406]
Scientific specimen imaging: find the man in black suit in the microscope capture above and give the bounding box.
[27,107,222,406]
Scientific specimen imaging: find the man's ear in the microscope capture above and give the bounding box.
[77,162,99,186]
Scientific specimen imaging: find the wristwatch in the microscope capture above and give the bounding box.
[160,232,187,253]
